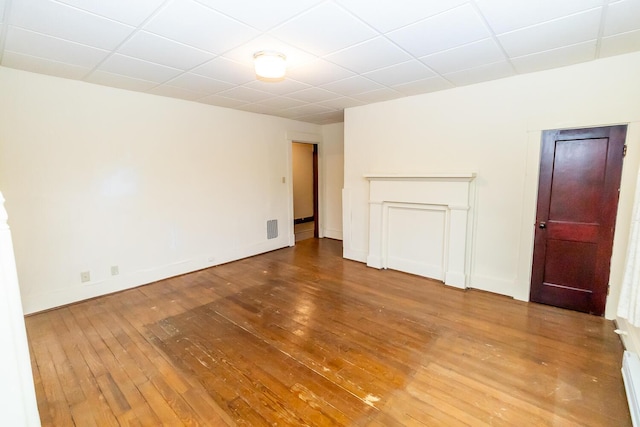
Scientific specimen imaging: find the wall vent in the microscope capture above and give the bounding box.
[267,219,278,239]
[623,351,640,427]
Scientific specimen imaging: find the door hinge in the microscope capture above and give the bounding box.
[623,145,628,157]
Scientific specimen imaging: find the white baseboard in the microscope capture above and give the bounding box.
[444,271,467,289]
[323,228,343,240]
[387,256,443,281]
[617,317,640,354]
[366,254,382,269]
[22,238,290,314]
[622,350,640,427]
[470,274,517,298]
[344,247,367,263]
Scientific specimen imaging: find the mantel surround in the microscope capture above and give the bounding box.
[365,173,476,289]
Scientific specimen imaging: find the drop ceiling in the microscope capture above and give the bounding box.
[0,0,639,125]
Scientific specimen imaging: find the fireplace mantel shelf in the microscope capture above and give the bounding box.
[364,173,476,180]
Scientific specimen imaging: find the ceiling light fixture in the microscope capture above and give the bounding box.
[253,51,287,82]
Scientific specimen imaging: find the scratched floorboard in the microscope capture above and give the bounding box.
[27,238,630,426]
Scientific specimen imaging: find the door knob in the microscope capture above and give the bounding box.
[539,222,546,229]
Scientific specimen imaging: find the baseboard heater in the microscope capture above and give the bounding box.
[623,351,640,427]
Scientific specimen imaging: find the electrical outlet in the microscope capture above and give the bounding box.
[111,265,119,276]
[80,271,90,283]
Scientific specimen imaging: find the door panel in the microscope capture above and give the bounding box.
[530,125,626,315]
[544,240,597,291]
[549,138,607,223]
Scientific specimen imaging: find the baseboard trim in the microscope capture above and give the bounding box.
[22,238,289,314]
[470,274,516,298]
[617,317,640,354]
[323,228,343,240]
[344,248,367,263]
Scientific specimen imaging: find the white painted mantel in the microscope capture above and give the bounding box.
[365,173,476,289]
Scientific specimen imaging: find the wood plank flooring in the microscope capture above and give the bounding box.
[25,238,631,426]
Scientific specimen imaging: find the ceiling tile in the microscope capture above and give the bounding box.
[497,8,601,57]
[237,103,280,115]
[6,26,110,68]
[511,40,596,73]
[197,0,323,31]
[85,70,158,92]
[325,37,412,74]
[198,94,247,109]
[221,34,316,69]
[55,0,166,26]
[353,87,404,103]
[2,50,92,79]
[475,0,604,34]
[600,28,640,57]
[286,87,340,103]
[363,60,436,86]
[250,96,307,110]
[165,73,234,94]
[420,38,506,75]
[293,110,344,124]
[281,103,334,117]
[270,2,378,56]
[317,97,365,110]
[274,108,304,118]
[286,58,355,86]
[387,4,490,57]
[216,86,274,103]
[10,0,135,50]
[118,31,214,70]
[97,54,183,83]
[191,57,255,85]
[391,76,454,95]
[244,79,311,96]
[144,0,259,54]
[3,0,640,126]
[320,76,385,96]
[443,60,515,86]
[148,84,203,101]
[336,0,467,33]
[604,0,640,37]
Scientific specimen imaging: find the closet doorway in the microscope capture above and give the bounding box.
[292,142,318,241]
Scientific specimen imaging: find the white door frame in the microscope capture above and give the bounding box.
[285,131,323,246]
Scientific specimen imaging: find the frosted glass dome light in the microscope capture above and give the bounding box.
[253,51,287,82]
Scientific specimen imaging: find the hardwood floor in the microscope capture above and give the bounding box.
[26,238,631,426]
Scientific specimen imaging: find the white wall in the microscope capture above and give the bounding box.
[292,142,314,219]
[0,192,40,425]
[0,67,328,314]
[343,51,640,322]
[321,122,344,240]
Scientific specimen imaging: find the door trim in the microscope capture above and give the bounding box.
[285,131,323,246]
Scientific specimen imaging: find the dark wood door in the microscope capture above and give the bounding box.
[530,125,626,315]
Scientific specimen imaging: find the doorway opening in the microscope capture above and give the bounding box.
[292,142,319,242]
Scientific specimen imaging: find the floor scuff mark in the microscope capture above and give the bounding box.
[363,394,380,407]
